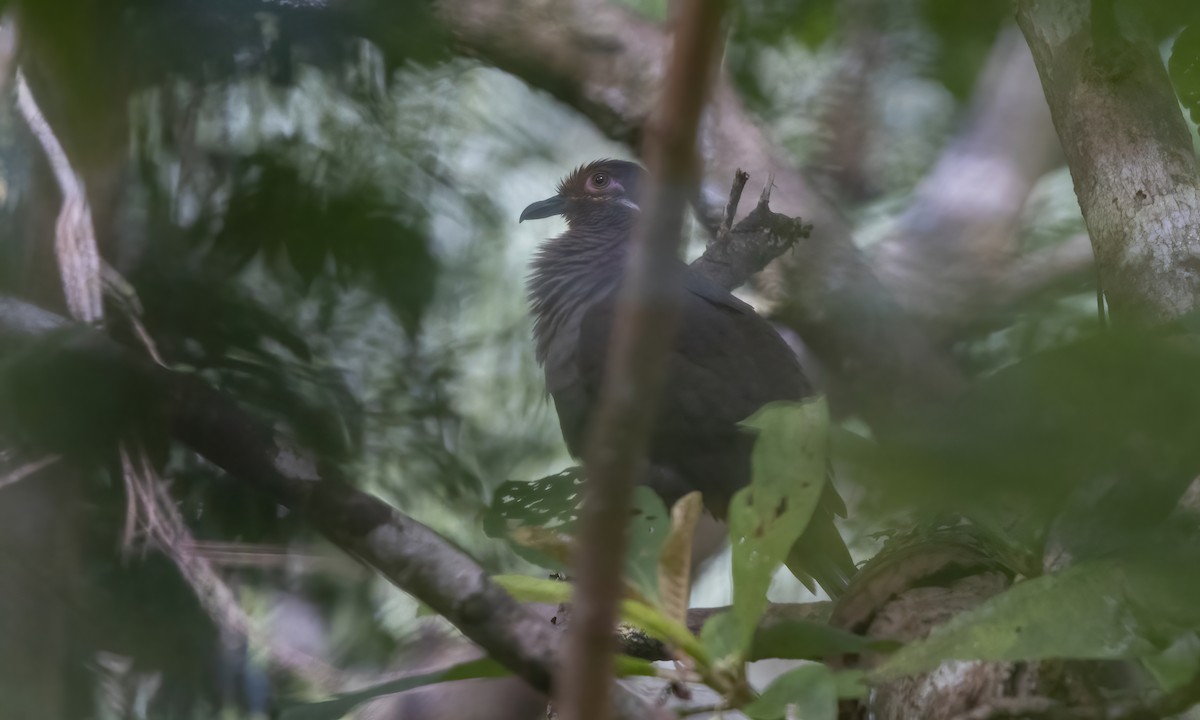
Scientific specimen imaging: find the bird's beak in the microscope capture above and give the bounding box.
[519,195,566,223]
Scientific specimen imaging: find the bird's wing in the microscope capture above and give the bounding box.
[568,270,811,452]
[569,270,855,597]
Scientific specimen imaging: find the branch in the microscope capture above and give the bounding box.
[690,174,813,292]
[0,297,662,720]
[869,27,1062,337]
[15,69,104,324]
[991,233,1096,309]
[564,1,728,719]
[1016,0,1200,325]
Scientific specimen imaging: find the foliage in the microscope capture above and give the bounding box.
[281,658,510,720]
[5,0,1200,717]
[690,399,831,668]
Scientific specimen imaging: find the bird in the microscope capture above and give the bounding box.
[520,158,854,597]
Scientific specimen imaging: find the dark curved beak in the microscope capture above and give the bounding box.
[519,195,565,223]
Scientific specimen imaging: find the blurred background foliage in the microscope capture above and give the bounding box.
[1,0,1200,717]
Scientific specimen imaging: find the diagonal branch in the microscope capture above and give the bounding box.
[0,296,660,720]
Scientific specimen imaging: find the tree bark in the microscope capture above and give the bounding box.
[1017,0,1200,325]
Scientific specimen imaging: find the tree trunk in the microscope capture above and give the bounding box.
[1017,0,1200,325]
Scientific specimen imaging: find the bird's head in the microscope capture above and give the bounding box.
[519,159,645,227]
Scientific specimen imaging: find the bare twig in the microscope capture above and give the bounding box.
[690,177,812,292]
[717,168,749,239]
[0,454,61,491]
[15,70,104,324]
[562,2,729,719]
[19,71,304,688]
[20,66,311,688]
[118,440,342,690]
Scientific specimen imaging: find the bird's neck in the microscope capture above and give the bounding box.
[527,225,631,365]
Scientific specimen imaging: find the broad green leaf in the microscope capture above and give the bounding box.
[727,399,829,655]
[750,619,897,661]
[1142,632,1200,693]
[871,559,1161,682]
[833,670,868,699]
[615,655,661,678]
[700,610,741,661]
[659,492,703,624]
[742,663,837,720]
[280,658,508,720]
[494,575,572,605]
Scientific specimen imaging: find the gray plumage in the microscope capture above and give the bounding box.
[522,159,854,597]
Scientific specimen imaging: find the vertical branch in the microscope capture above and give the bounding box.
[560,1,729,719]
[14,69,104,324]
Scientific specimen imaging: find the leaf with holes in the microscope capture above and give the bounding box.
[485,470,667,603]
[484,468,585,570]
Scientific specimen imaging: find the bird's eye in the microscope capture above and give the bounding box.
[590,172,609,189]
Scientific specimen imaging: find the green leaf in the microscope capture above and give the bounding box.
[750,619,897,661]
[485,469,585,536]
[620,598,710,668]
[485,472,667,603]
[1169,23,1200,125]
[493,574,572,605]
[615,655,661,678]
[1143,632,1200,693]
[726,399,830,655]
[871,559,1160,682]
[700,610,741,661]
[742,664,837,720]
[485,470,585,572]
[280,658,508,720]
[833,670,868,700]
[625,486,670,604]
